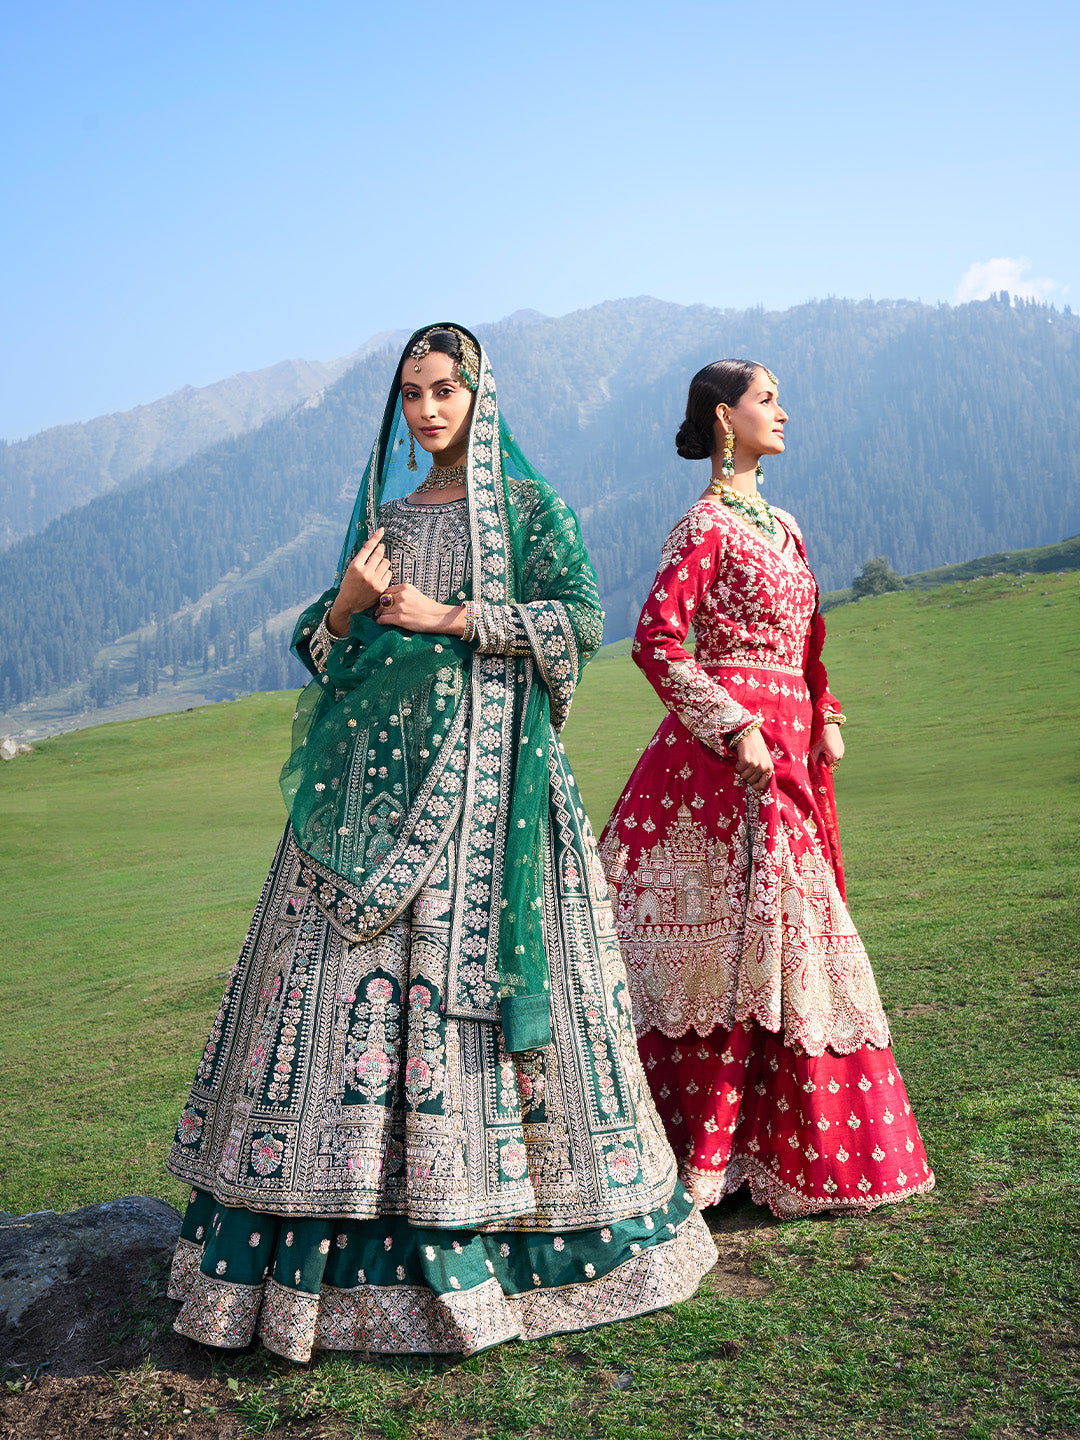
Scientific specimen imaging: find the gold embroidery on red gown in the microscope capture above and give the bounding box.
[600,499,934,1216]
[600,500,888,1056]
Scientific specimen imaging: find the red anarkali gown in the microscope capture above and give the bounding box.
[598,498,934,1217]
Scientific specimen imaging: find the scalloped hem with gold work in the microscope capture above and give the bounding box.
[167,1188,717,1361]
[685,1156,936,1218]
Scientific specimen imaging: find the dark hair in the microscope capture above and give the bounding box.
[675,359,762,460]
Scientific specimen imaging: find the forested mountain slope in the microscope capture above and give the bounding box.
[1,295,1076,723]
[0,334,405,548]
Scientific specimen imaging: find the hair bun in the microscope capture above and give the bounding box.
[675,418,711,461]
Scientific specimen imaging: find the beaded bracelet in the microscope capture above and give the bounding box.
[725,716,764,754]
[461,601,478,645]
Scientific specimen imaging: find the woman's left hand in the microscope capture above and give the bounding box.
[811,723,845,770]
[375,583,466,635]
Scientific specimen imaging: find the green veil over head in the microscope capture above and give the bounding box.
[281,324,603,1052]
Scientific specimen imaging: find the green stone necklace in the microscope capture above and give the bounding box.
[708,478,779,543]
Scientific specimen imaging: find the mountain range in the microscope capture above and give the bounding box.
[1,294,1077,732]
[0,332,408,549]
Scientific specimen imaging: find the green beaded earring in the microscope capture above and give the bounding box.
[721,430,735,480]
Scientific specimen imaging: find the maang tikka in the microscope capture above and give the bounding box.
[410,336,431,372]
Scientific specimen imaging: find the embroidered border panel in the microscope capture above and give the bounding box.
[170,1211,717,1360]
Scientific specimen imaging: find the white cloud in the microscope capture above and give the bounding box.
[955,256,1060,304]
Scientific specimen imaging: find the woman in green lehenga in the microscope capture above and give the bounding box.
[165,324,716,1360]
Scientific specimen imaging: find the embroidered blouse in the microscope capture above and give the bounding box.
[632,499,841,752]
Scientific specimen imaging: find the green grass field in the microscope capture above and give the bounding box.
[2,569,1078,1438]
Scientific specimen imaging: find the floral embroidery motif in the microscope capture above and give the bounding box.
[403,983,447,1110]
[251,1135,284,1177]
[514,1050,547,1116]
[345,976,401,1103]
[499,1139,529,1180]
[177,1107,203,1145]
[605,1146,641,1186]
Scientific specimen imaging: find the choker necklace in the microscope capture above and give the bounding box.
[708,478,778,542]
[413,463,467,495]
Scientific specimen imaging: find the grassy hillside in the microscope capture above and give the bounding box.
[820,532,1080,610]
[1,569,1077,1438]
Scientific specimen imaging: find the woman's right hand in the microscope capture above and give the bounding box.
[328,529,392,636]
[734,729,774,794]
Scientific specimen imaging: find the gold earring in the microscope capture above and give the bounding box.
[407,432,417,471]
[721,430,735,480]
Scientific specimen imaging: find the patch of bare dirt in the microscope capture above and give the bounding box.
[0,1248,204,1381]
[0,1237,260,1439]
[704,1195,780,1298]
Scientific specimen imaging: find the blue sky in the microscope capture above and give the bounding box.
[2,0,1076,438]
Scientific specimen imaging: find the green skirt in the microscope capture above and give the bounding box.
[169,1183,714,1360]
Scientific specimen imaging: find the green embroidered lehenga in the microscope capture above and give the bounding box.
[165,326,716,1360]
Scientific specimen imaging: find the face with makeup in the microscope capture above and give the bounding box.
[400,351,475,468]
[718,367,788,460]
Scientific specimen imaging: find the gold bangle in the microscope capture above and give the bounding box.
[726,716,763,753]
[822,711,846,727]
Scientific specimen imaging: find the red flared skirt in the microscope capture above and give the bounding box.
[639,1021,933,1216]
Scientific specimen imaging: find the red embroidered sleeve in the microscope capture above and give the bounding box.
[632,505,759,752]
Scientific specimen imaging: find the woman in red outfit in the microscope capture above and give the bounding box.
[599,359,934,1218]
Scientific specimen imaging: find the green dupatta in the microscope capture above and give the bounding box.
[280,326,603,1052]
